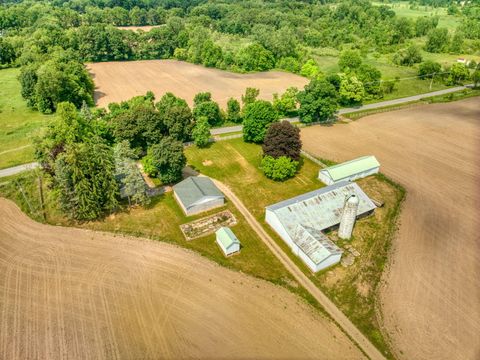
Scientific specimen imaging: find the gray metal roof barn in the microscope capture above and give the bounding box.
[265,181,376,272]
[173,176,224,216]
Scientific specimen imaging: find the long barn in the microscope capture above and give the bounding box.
[265,181,376,272]
[318,156,380,185]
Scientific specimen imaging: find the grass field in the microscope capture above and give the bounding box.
[0,68,54,169]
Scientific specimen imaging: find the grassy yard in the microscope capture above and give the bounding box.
[0,68,55,169]
[186,138,404,359]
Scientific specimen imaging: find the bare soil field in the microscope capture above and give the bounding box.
[301,97,480,360]
[87,59,309,108]
[0,198,363,360]
[116,25,160,32]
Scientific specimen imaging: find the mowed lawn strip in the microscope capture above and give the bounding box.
[186,138,404,359]
[0,68,55,169]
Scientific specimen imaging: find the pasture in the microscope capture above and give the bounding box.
[0,69,54,169]
[87,59,309,108]
[301,97,480,360]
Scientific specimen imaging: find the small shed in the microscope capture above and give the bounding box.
[173,176,224,216]
[216,227,241,256]
[318,156,380,185]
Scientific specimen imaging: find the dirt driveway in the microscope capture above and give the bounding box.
[87,59,308,108]
[301,97,480,360]
[0,198,362,360]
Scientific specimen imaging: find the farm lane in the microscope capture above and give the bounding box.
[211,178,385,360]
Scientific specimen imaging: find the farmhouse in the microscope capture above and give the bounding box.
[318,156,380,185]
[265,181,376,272]
[173,176,224,216]
[216,227,241,256]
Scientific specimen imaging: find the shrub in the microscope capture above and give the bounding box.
[261,155,298,181]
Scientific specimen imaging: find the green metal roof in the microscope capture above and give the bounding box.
[173,176,223,208]
[321,156,379,181]
[216,227,240,250]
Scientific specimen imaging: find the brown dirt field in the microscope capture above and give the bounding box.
[301,97,480,360]
[87,59,309,108]
[116,25,160,32]
[0,198,363,360]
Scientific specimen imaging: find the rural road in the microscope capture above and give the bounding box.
[211,178,386,360]
[0,162,38,178]
[211,84,471,135]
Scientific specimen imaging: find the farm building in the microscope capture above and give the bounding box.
[216,227,241,256]
[173,176,224,216]
[265,181,376,272]
[318,156,380,185]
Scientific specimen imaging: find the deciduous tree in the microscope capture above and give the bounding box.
[242,100,278,143]
[262,121,301,161]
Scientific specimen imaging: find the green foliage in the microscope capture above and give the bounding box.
[393,45,423,66]
[0,38,16,66]
[338,50,362,72]
[339,74,365,105]
[226,98,242,123]
[141,154,158,177]
[114,141,149,206]
[241,87,260,107]
[193,100,223,126]
[418,61,442,79]
[425,27,450,53]
[54,137,118,221]
[261,155,298,181]
[147,137,186,184]
[356,64,382,97]
[242,100,278,143]
[237,43,275,71]
[272,87,298,116]
[262,121,302,161]
[472,70,480,88]
[155,92,193,141]
[193,92,212,106]
[297,79,338,124]
[276,57,301,73]
[192,116,211,148]
[446,63,470,85]
[300,59,321,79]
[449,31,464,53]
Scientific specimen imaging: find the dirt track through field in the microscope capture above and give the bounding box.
[301,97,480,360]
[87,60,308,108]
[0,198,363,360]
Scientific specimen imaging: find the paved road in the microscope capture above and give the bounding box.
[211,85,471,135]
[211,178,386,360]
[0,162,38,178]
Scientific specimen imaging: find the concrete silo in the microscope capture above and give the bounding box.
[338,194,359,240]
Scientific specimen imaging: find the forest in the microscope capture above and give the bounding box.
[1,0,479,112]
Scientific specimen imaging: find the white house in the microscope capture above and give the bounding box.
[265,181,376,272]
[318,155,380,185]
[216,227,241,256]
[173,176,224,216]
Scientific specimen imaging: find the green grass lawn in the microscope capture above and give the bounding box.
[0,68,55,169]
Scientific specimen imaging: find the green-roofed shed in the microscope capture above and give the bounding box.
[215,227,241,256]
[318,156,380,185]
[173,176,224,216]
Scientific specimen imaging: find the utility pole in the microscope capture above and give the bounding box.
[38,174,46,222]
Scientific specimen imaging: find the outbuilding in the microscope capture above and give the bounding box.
[265,181,376,272]
[216,227,241,256]
[318,155,380,185]
[173,176,224,216]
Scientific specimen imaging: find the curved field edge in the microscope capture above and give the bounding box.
[0,139,405,358]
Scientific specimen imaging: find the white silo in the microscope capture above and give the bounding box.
[338,194,359,240]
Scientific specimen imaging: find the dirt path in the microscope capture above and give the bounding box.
[301,97,480,360]
[87,59,308,108]
[0,198,363,360]
[212,179,384,360]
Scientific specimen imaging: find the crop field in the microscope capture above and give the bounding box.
[87,59,309,108]
[0,197,363,359]
[301,97,480,360]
